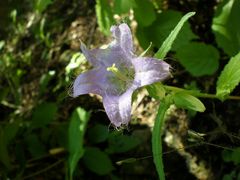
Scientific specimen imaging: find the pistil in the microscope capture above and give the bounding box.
[107,63,129,82]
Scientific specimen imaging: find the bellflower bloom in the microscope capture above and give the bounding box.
[73,23,170,127]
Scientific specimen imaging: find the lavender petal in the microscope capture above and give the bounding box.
[132,57,170,86]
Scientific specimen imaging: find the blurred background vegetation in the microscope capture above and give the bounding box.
[0,0,240,179]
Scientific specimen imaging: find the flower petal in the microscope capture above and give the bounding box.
[132,57,170,86]
[110,23,134,56]
[102,86,137,127]
[73,68,108,97]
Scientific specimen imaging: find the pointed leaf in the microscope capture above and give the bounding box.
[216,52,240,100]
[68,107,91,178]
[173,92,206,112]
[96,0,115,35]
[155,11,195,59]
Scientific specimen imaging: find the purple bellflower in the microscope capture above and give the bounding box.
[73,23,170,127]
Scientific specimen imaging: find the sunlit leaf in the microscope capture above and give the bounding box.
[83,147,114,175]
[176,42,219,76]
[96,0,115,35]
[216,52,240,100]
[173,92,206,112]
[35,0,53,13]
[68,107,91,178]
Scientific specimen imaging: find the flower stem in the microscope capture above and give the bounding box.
[163,85,240,100]
[152,98,170,180]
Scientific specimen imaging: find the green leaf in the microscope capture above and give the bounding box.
[39,70,55,95]
[68,107,91,178]
[134,0,156,27]
[113,0,136,14]
[147,82,166,100]
[25,134,46,158]
[35,0,53,13]
[212,0,240,56]
[83,147,114,175]
[155,11,196,59]
[107,132,141,153]
[0,127,11,169]
[88,124,109,144]
[222,147,240,165]
[173,92,206,112]
[175,42,219,76]
[32,102,57,128]
[3,122,19,145]
[96,0,115,35]
[152,99,170,180]
[216,52,240,100]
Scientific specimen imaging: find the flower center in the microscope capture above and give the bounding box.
[106,63,135,93]
[107,63,130,82]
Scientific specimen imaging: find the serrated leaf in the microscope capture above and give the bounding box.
[155,11,196,59]
[96,0,115,35]
[134,0,156,27]
[83,147,114,175]
[173,92,206,112]
[216,52,240,100]
[176,42,219,76]
[32,102,57,128]
[68,107,90,178]
[212,0,240,56]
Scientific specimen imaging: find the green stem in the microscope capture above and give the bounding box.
[152,99,170,180]
[163,85,240,100]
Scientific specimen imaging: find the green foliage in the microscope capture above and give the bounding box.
[68,107,91,178]
[35,0,53,13]
[113,0,136,14]
[96,0,115,35]
[175,42,220,76]
[133,0,156,27]
[39,70,55,95]
[0,127,11,169]
[25,134,47,157]
[107,132,141,154]
[137,10,196,51]
[83,147,114,175]
[173,92,206,112]
[88,124,109,144]
[212,0,240,56]
[152,99,170,180]
[222,147,240,165]
[216,52,240,100]
[31,102,58,128]
[154,11,196,59]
